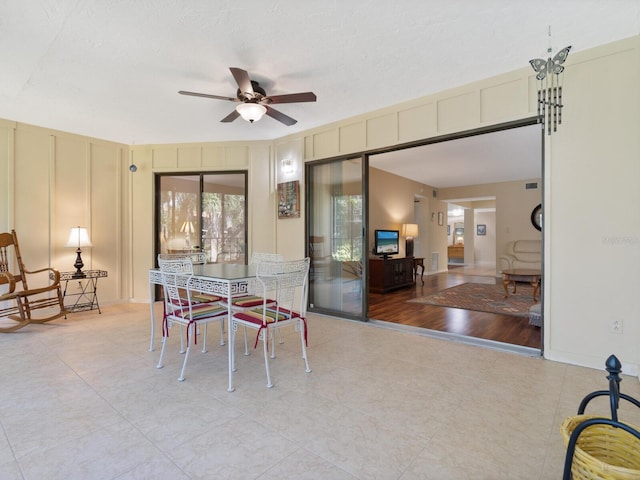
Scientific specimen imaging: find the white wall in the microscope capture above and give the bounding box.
[0,120,127,305]
[474,210,496,264]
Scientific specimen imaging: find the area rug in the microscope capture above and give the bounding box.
[407,282,536,317]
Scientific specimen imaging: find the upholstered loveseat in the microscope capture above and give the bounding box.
[499,239,542,271]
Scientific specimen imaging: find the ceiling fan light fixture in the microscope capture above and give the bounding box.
[236,103,267,123]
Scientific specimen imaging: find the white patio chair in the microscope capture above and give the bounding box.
[230,257,311,388]
[219,252,283,354]
[157,257,227,381]
[158,252,220,303]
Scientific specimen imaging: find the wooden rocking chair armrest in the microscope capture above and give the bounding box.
[23,267,61,284]
[0,272,17,294]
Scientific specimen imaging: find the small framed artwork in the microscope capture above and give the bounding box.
[447,225,450,235]
[438,212,444,226]
[477,224,486,236]
[277,180,300,219]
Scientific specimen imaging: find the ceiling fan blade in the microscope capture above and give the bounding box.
[220,110,240,123]
[229,67,254,96]
[265,106,297,126]
[265,92,317,104]
[179,90,238,102]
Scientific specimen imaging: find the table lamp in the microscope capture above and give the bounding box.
[65,226,93,278]
[401,223,419,257]
[180,220,195,248]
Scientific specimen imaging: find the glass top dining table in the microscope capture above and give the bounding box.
[148,263,257,392]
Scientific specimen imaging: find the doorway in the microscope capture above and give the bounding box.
[154,172,248,265]
[367,121,543,349]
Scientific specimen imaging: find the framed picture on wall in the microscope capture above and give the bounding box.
[447,225,450,235]
[277,180,300,218]
[477,224,486,236]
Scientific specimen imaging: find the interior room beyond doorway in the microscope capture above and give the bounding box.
[367,123,542,350]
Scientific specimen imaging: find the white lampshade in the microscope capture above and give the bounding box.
[401,223,419,238]
[236,103,267,123]
[180,221,195,233]
[65,226,93,248]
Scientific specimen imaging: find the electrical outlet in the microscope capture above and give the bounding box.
[609,319,623,334]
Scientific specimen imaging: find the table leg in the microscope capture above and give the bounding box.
[531,279,540,302]
[419,264,424,285]
[62,280,70,319]
[502,277,517,298]
[503,278,509,298]
[227,284,235,392]
[149,280,155,352]
[91,278,102,314]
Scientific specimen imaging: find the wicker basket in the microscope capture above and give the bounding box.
[561,415,640,479]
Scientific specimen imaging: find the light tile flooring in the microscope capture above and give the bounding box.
[1,303,640,479]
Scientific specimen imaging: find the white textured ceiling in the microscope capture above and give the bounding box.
[370,124,542,189]
[1,1,638,147]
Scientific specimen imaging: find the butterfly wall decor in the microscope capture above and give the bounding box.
[529,45,572,135]
[529,46,572,80]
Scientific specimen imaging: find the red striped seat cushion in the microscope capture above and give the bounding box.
[225,295,276,308]
[234,306,299,325]
[191,293,223,303]
[169,298,192,307]
[176,303,227,321]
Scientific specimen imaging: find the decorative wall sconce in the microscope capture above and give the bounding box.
[529,35,571,135]
[282,158,294,174]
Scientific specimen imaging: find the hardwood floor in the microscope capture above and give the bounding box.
[367,264,542,349]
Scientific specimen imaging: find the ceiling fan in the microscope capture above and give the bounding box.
[178,67,317,126]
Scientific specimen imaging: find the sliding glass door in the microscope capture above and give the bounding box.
[306,157,367,320]
[155,172,247,265]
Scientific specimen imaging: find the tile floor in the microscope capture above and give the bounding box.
[1,303,639,479]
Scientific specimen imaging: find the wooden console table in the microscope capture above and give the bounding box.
[369,257,414,293]
[448,244,464,262]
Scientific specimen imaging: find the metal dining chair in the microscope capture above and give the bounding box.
[230,257,311,388]
[157,257,227,381]
[219,252,283,355]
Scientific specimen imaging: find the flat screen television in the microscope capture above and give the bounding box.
[374,229,399,259]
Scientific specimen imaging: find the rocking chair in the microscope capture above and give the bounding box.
[0,230,67,332]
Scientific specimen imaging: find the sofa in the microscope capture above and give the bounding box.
[499,239,542,271]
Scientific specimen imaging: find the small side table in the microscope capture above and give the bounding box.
[501,268,541,302]
[58,270,108,316]
[413,257,425,285]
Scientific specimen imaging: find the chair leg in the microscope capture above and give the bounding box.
[178,324,194,381]
[263,327,273,388]
[157,336,168,369]
[179,325,186,354]
[201,323,208,353]
[219,318,225,346]
[270,329,277,359]
[243,326,250,356]
[299,319,311,373]
[0,298,32,332]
